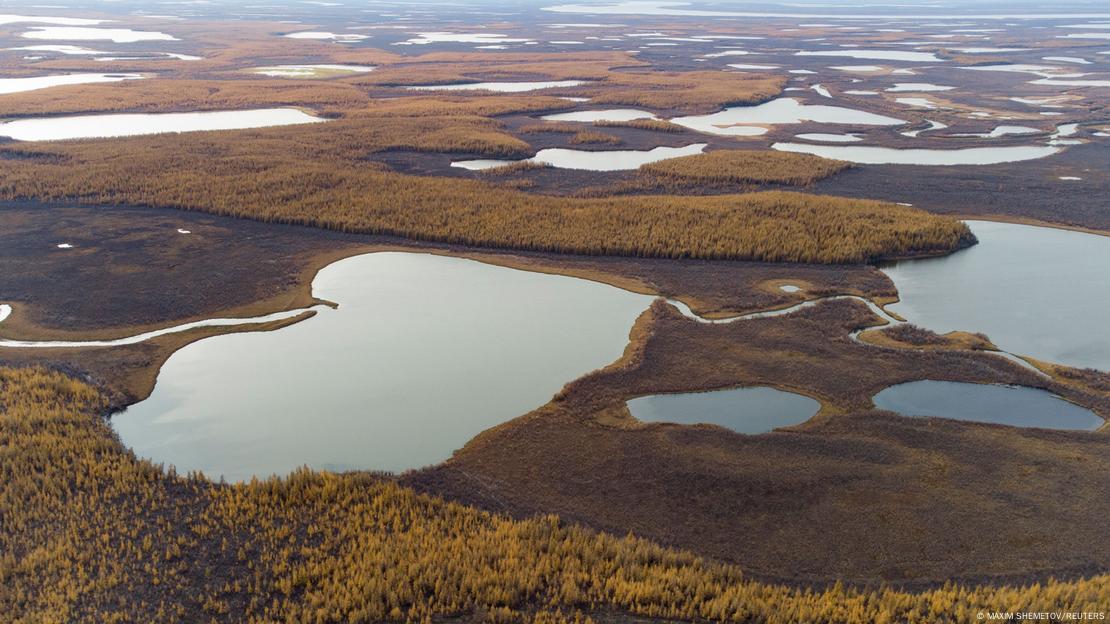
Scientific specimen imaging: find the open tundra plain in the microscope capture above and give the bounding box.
[1,0,1109,621]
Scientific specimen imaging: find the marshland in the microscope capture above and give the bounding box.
[2,0,1109,621]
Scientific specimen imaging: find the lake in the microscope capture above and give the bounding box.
[408,80,586,92]
[112,252,653,481]
[873,381,1102,430]
[0,72,143,94]
[542,108,656,122]
[0,108,324,141]
[627,386,821,434]
[882,221,1110,370]
[451,144,706,171]
[771,143,1061,165]
[670,97,904,136]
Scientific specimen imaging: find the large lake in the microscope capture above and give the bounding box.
[113,252,652,481]
[882,221,1110,370]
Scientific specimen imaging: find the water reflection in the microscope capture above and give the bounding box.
[873,380,1102,430]
[627,386,820,434]
[113,252,652,480]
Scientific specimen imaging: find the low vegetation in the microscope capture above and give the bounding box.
[876,324,993,350]
[3,366,1108,623]
[640,150,852,186]
[594,119,686,133]
[583,71,783,112]
[568,131,622,145]
[518,123,580,134]
[413,300,1110,584]
[476,160,550,176]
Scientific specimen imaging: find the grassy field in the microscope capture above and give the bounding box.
[3,366,1108,623]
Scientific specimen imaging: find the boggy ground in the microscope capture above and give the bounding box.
[811,142,1110,233]
[5,202,1109,583]
[406,300,1110,587]
[4,202,1109,589]
[0,201,892,399]
[0,202,898,335]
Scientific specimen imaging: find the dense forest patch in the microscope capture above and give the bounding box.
[0,121,971,264]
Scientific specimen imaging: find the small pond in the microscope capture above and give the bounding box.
[408,80,585,92]
[452,143,706,172]
[541,108,656,122]
[873,381,1102,430]
[772,142,1060,165]
[627,386,821,434]
[796,49,943,62]
[250,64,375,78]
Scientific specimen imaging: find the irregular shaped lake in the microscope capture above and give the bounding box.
[882,221,1110,370]
[873,381,1102,430]
[670,97,903,136]
[249,64,375,78]
[113,252,653,481]
[0,107,324,141]
[797,49,943,62]
[772,143,1059,165]
[408,80,585,92]
[452,143,706,171]
[20,26,177,43]
[0,72,143,94]
[541,108,656,122]
[627,387,820,434]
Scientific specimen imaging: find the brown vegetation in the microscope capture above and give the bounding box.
[476,160,550,176]
[582,71,784,112]
[351,95,574,118]
[410,300,1110,585]
[0,122,972,264]
[0,79,372,117]
[568,131,622,145]
[594,119,686,133]
[518,123,580,134]
[860,324,995,351]
[3,366,1109,623]
[354,56,635,87]
[0,203,365,338]
[640,150,851,186]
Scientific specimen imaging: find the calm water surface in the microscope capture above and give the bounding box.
[113,253,652,481]
[0,107,323,141]
[873,381,1102,430]
[671,97,903,136]
[452,144,706,171]
[408,80,586,92]
[627,387,820,434]
[883,221,1110,370]
[772,142,1059,165]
